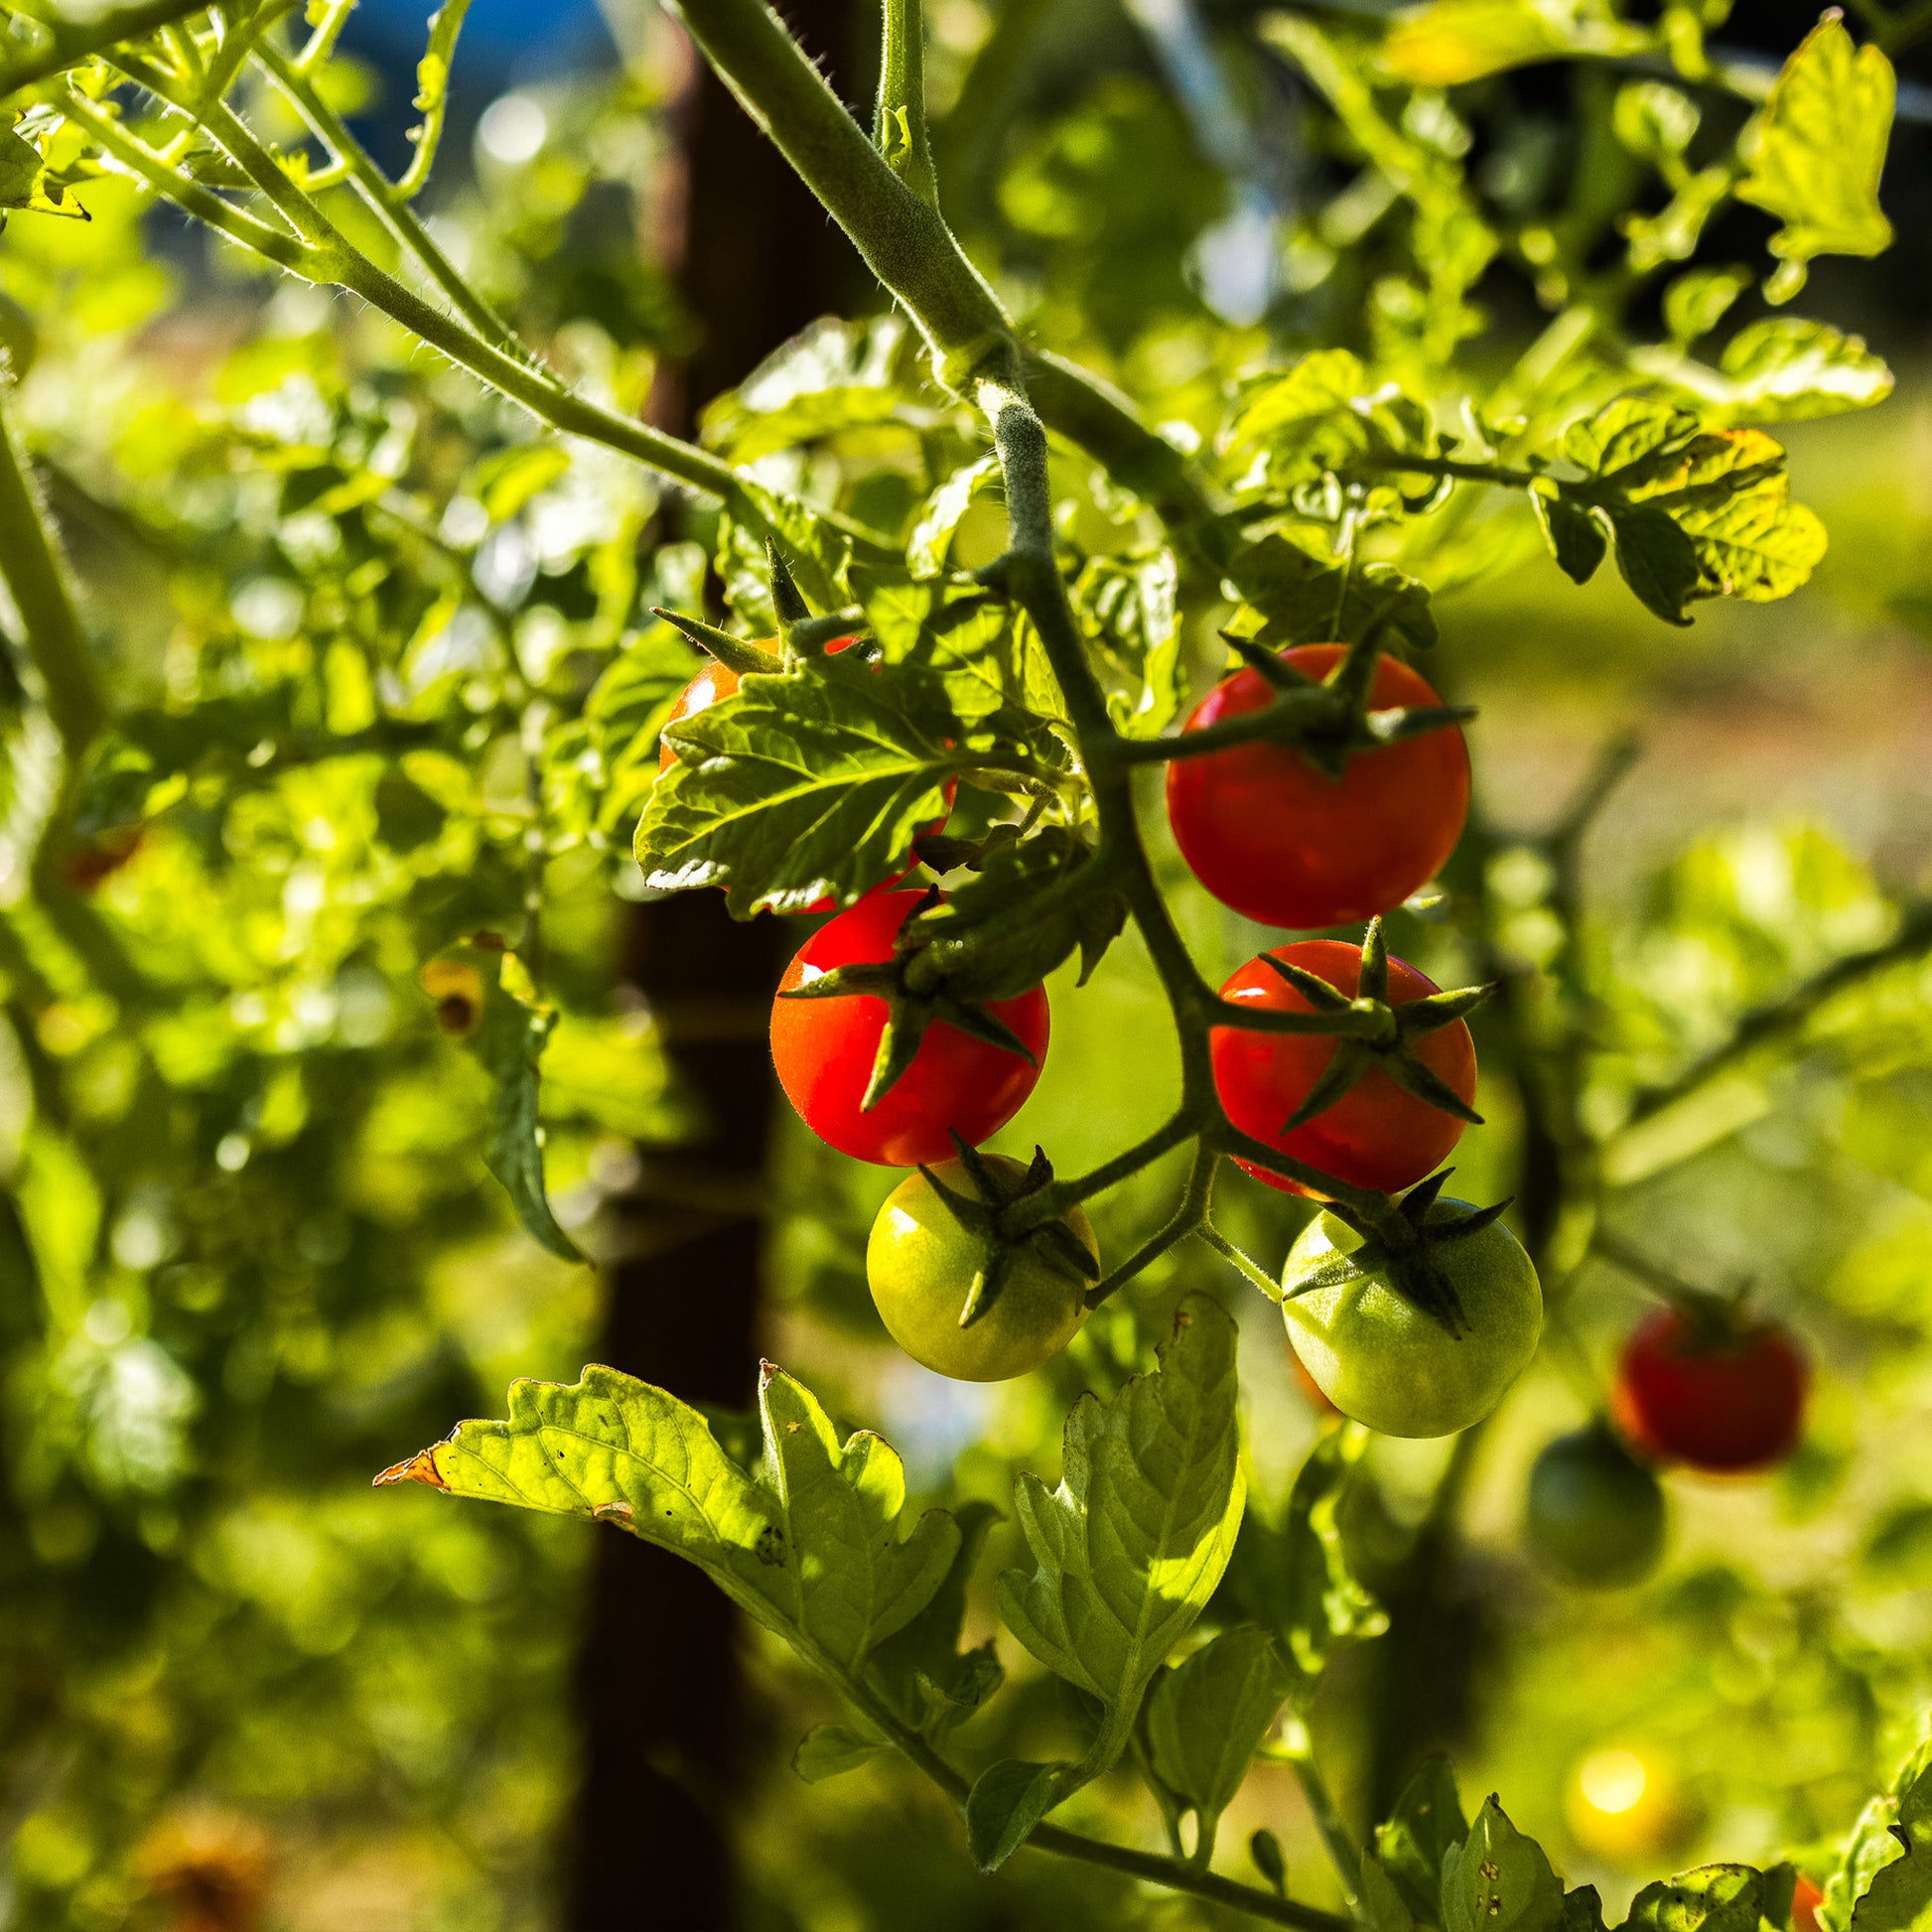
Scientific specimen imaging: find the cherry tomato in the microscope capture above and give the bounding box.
[1525,1424,1667,1587]
[1166,643,1470,929]
[1213,938,1475,1197]
[770,889,1049,1167]
[1282,1199,1541,1438]
[1611,1307,1808,1473]
[1792,1877,1824,1932]
[867,1156,1094,1380]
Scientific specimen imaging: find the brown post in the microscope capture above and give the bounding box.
[563,5,859,1926]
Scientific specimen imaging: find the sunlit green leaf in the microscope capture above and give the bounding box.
[995,1294,1245,1829]
[1737,18,1894,272]
[382,1360,960,1674]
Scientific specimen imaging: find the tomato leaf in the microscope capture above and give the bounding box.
[865,1498,1005,1744]
[1561,399,1826,619]
[1626,1866,1793,1932]
[1605,505,1702,626]
[1075,548,1188,736]
[701,314,917,461]
[966,1759,1066,1872]
[1378,1755,1471,1926]
[1530,491,1607,587]
[1363,1853,1422,1932]
[992,1295,1246,1850]
[792,1723,887,1783]
[1145,1625,1293,1856]
[378,1361,961,1676]
[1850,1766,1932,1932]
[1220,1422,1387,1704]
[1441,1796,1563,1932]
[1736,18,1894,278]
[1382,0,1642,87]
[908,454,1000,580]
[635,653,968,915]
[1227,534,1438,654]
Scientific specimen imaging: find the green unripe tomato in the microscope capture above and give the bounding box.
[1282,1200,1542,1438]
[866,1157,1095,1382]
[1525,1425,1666,1587]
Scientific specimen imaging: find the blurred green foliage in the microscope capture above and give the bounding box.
[3,0,1932,1928]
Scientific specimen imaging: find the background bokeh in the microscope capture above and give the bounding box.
[4,1,1932,1927]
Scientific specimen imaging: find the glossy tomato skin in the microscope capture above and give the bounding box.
[659,656,754,773]
[1167,643,1470,929]
[1214,938,1475,1197]
[867,1157,1094,1380]
[1283,1199,1542,1438]
[1612,1308,1808,1473]
[770,890,1049,1167]
[1525,1424,1667,1587]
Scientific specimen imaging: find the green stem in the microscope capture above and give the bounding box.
[0,394,106,763]
[1285,1739,1362,1903]
[0,0,208,94]
[873,0,937,207]
[1112,689,1335,764]
[1085,1140,1218,1308]
[838,1667,1348,1929]
[68,80,890,592]
[1004,1111,1192,1233]
[1198,1221,1283,1302]
[669,0,1008,386]
[253,35,520,352]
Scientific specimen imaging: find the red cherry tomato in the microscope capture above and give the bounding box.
[1212,938,1475,1196]
[1612,1307,1809,1473]
[770,889,1049,1167]
[1792,1877,1823,1932]
[661,635,952,909]
[1166,643,1470,929]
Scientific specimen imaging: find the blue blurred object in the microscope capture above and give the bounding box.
[339,0,618,173]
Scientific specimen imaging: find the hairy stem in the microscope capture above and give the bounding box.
[0,394,105,762]
[253,36,520,352]
[873,0,937,207]
[0,0,208,93]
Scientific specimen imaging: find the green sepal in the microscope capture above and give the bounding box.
[649,606,781,679]
[1255,921,1487,1135]
[766,536,812,627]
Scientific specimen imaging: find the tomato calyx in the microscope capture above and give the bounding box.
[1216,631,1475,782]
[1293,1171,1517,1336]
[776,889,1042,1111]
[915,1133,1101,1329]
[1246,917,1493,1132]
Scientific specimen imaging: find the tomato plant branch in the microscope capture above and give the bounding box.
[0,393,106,768]
[665,0,1230,555]
[1198,1220,1282,1301]
[68,80,892,595]
[1614,897,1932,1137]
[0,0,208,95]
[252,36,520,353]
[828,1635,1349,1929]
